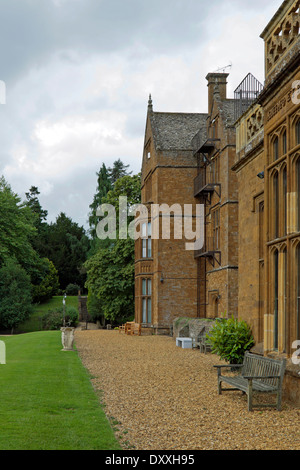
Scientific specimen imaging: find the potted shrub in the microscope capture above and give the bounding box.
[206,315,254,365]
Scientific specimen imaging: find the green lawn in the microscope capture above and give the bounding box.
[16,296,79,333]
[0,331,122,450]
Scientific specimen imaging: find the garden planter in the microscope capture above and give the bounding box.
[61,327,75,351]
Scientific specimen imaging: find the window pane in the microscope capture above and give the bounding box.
[148,222,152,237]
[147,298,152,324]
[147,238,152,258]
[297,159,300,231]
[274,172,279,238]
[142,239,147,258]
[283,167,287,235]
[298,246,300,340]
[296,121,300,145]
[147,279,152,295]
[274,250,279,350]
[284,248,287,353]
[274,137,279,160]
[142,279,147,295]
[142,299,147,323]
[283,131,287,155]
[142,223,147,238]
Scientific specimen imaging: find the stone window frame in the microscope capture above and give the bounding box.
[208,290,220,319]
[269,243,288,352]
[211,207,220,251]
[290,238,300,344]
[269,162,288,240]
[141,278,152,325]
[269,124,287,163]
[141,221,152,259]
[295,241,300,341]
[144,138,152,162]
[290,152,300,233]
[209,114,219,140]
[208,155,220,185]
[290,110,300,149]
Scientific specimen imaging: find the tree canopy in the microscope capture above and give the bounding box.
[0,260,33,333]
[0,175,91,331]
[107,158,132,185]
[41,212,90,290]
[0,176,38,272]
[85,171,141,324]
[88,163,112,239]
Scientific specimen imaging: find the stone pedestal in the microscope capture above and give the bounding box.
[61,327,75,351]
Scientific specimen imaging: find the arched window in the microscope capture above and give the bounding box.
[142,222,152,258]
[274,249,279,350]
[273,171,279,238]
[283,166,287,236]
[297,159,300,231]
[282,130,287,155]
[142,278,152,324]
[297,245,300,341]
[283,247,287,352]
[296,120,300,146]
[273,136,279,160]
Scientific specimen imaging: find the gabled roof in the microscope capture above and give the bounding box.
[149,111,208,151]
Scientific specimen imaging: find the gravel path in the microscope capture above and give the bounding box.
[75,329,300,451]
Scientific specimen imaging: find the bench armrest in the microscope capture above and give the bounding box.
[213,364,243,369]
[243,375,280,380]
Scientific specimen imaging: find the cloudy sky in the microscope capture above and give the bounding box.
[0,0,283,230]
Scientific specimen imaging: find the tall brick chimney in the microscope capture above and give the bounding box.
[206,73,229,113]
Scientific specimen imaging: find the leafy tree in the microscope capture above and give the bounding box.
[42,212,90,290]
[0,259,33,333]
[85,173,141,324]
[107,158,132,185]
[101,173,141,220]
[87,290,105,326]
[65,283,80,296]
[25,186,48,229]
[88,163,112,239]
[0,176,38,272]
[31,258,59,303]
[85,239,135,324]
[25,186,50,257]
[41,306,78,330]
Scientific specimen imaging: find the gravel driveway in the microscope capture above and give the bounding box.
[75,329,300,451]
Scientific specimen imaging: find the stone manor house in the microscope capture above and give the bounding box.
[134,0,300,404]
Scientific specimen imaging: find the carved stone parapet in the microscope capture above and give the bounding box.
[265,0,300,76]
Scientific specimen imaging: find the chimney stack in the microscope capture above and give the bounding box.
[206,73,229,112]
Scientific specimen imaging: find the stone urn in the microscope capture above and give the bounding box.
[61,327,75,351]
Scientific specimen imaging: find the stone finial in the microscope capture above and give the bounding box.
[148,93,153,112]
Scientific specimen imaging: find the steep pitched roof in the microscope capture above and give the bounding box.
[149,112,208,151]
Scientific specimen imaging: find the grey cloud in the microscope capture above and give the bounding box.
[0,0,284,86]
[0,0,286,228]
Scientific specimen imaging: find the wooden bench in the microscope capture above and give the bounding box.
[214,352,286,411]
[119,322,141,335]
[192,327,212,353]
[199,328,212,354]
[125,322,135,335]
[130,323,141,336]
